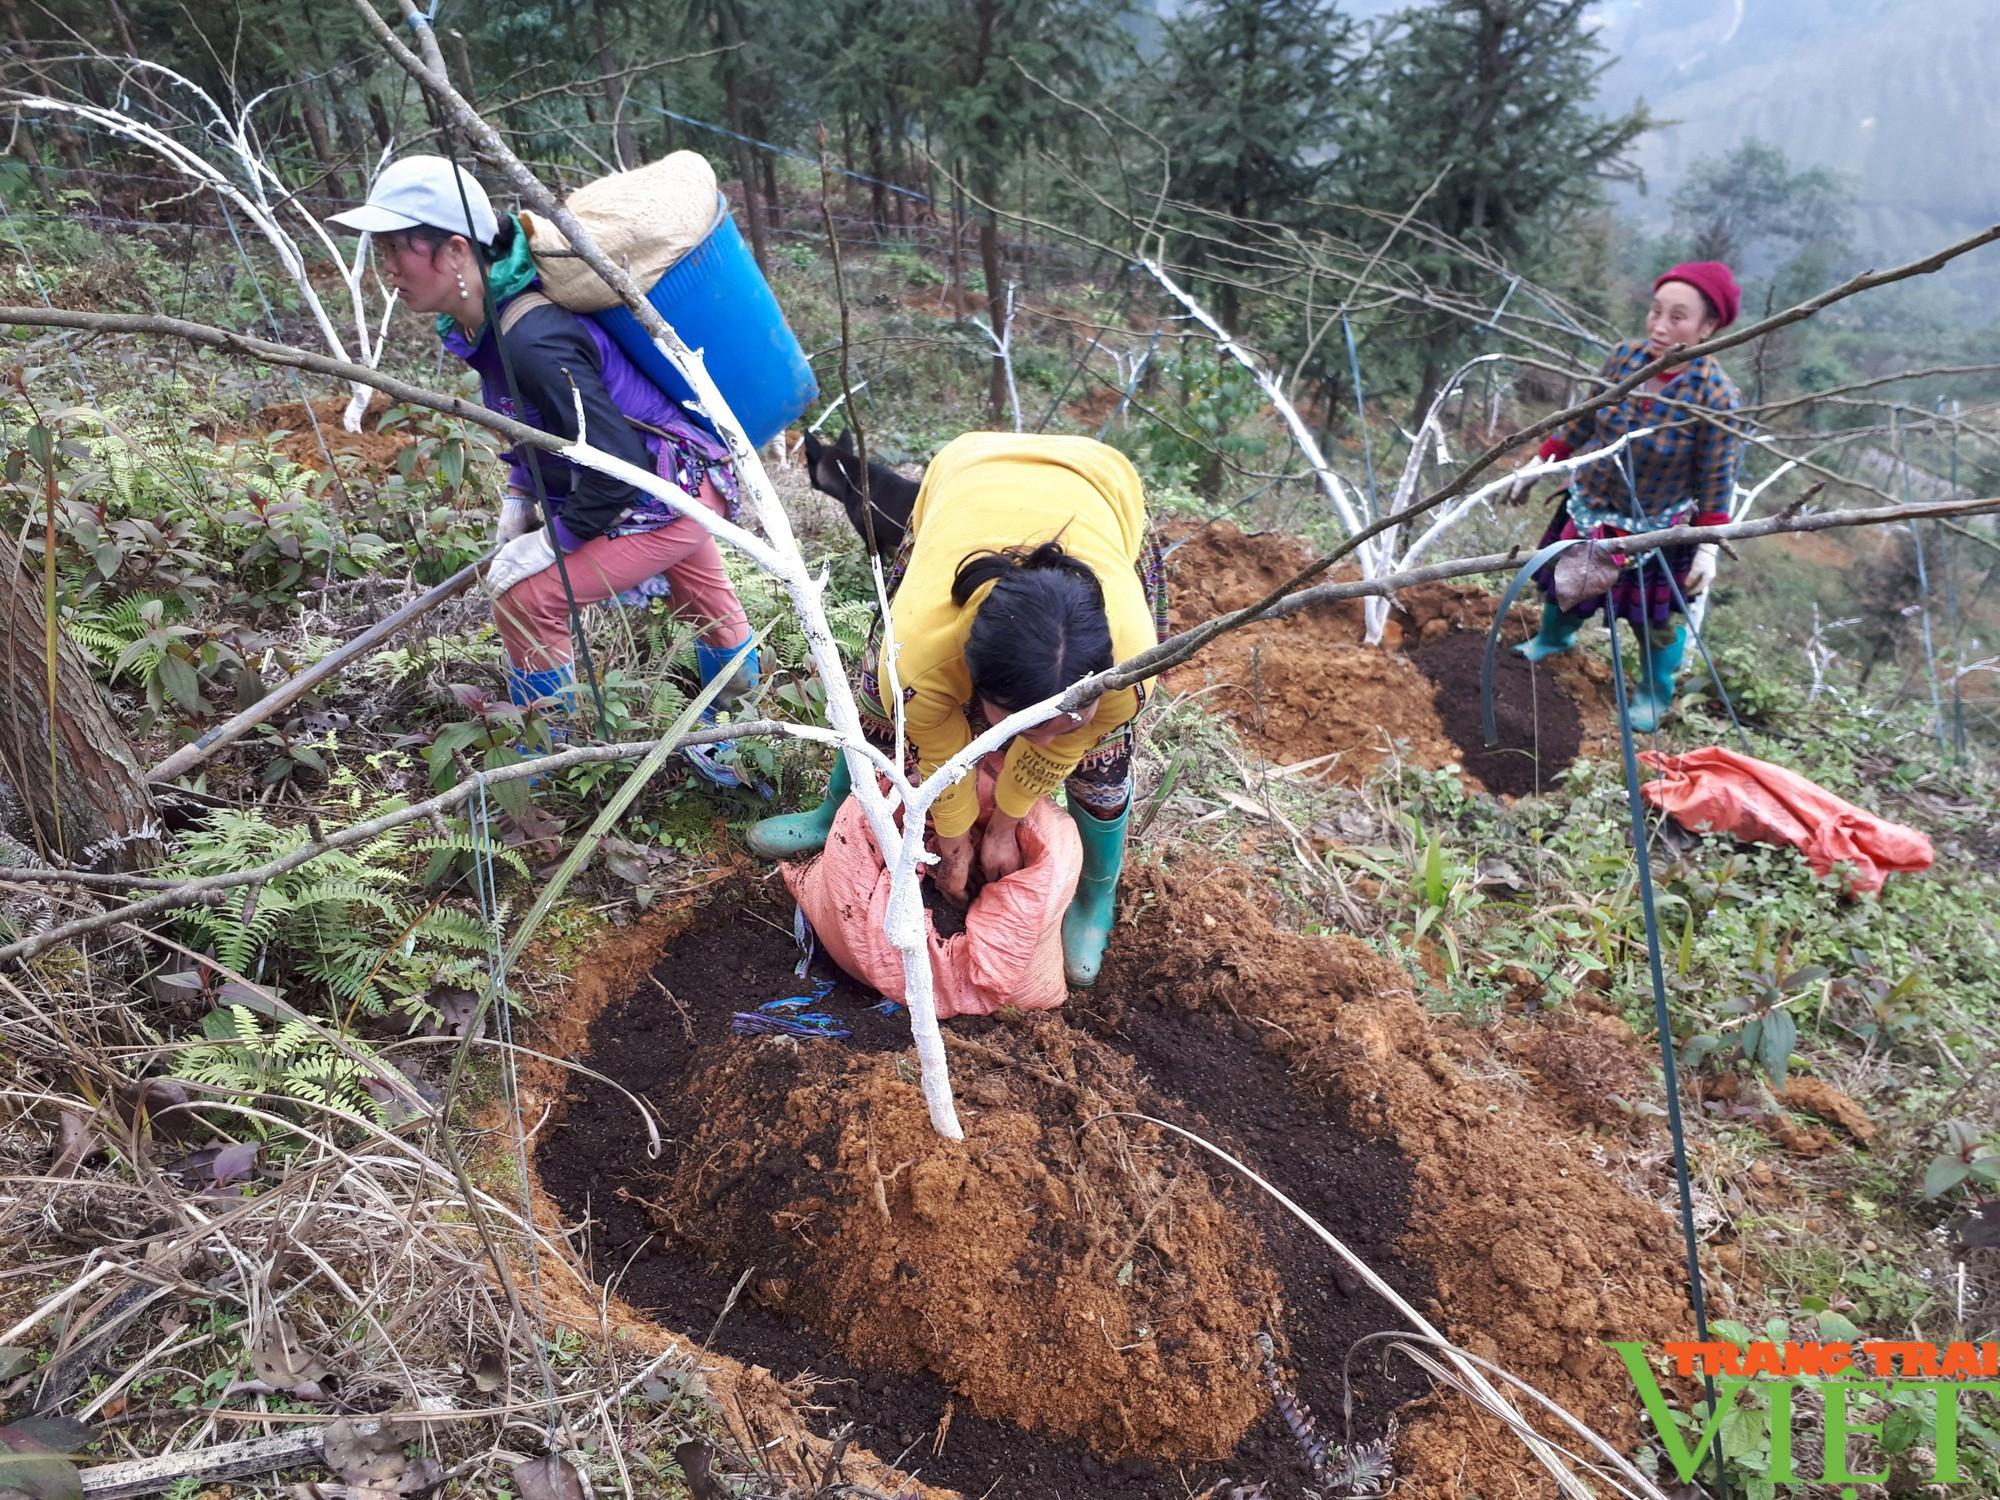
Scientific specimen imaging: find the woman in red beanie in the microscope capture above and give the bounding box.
[1511,261,1747,730]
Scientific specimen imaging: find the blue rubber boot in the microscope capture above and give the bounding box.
[1514,599,1584,663]
[686,641,767,794]
[502,662,576,781]
[1625,625,1688,733]
[505,661,577,749]
[1063,797,1130,988]
[505,662,579,713]
[745,753,852,859]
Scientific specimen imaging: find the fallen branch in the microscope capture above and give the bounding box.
[148,546,498,783]
[79,1428,332,1498]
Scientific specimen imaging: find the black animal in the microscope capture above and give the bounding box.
[802,429,921,559]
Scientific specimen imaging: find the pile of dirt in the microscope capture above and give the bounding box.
[224,395,412,473]
[1410,630,1585,798]
[1098,859,1715,1497]
[659,1022,1276,1461]
[543,891,1435,1497]
[1163,521,1612,794]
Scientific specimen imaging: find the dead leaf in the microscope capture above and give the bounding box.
[0,1349,34,1380]
[147,969,207,1007]
[675,1441,725,1500]
[502,803,566,862]
[0,1414,92,1500]
[469,1349,503,1393]
[321,1418,440,1498]
[249,1317,330,1399]
[212,1142,261,1186]
[426,989,481,1038]
[512,1452,588,1500]
[359,1066,441,1129]
[49,1111,98,1177]
[110,1077,195,1142]
[1473,856,1526,892]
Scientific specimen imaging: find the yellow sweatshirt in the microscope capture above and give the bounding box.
[890,432,1156,839]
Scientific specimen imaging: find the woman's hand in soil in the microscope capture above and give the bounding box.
[934,829,976,904]
[979,811,1025,886]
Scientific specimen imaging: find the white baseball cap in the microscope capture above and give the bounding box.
[329,155,498,243]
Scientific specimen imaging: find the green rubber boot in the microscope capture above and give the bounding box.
[1063,797,1130,988]
[1625,625,1688,733]
[745,753,853,859]
[1514,599,1584,663]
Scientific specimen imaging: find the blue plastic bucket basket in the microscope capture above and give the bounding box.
[592,194,816,449]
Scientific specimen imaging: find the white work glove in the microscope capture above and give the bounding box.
[1685,542,1720,596]
[1498,470,1538,507]
[483,529,557,599]
[496,488,540,544]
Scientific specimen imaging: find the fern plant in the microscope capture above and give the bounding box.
[174,1004,388,1129]
[67,593,163,667]
[165,809,522,1028]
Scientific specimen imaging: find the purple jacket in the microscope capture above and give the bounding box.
[442,288,730,549]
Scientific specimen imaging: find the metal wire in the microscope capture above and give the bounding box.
[1893,409,1950,754]
[1602,601,1732,1500]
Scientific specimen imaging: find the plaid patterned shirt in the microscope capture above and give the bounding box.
[1554,339,1746,528]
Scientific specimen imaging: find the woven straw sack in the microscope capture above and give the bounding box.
[519,151,719,311]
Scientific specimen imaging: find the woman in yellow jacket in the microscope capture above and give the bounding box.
[748,432,1162,987]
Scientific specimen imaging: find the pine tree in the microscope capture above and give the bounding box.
[1150,0,1361,329]
[1340,0,1650,420]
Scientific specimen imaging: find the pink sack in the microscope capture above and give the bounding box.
[1638,747,1934,896]
[782,772,1083,1018]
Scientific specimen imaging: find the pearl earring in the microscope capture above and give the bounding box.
[455,271,469,300]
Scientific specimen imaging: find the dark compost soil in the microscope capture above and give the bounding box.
[921,879,969,940]
[542,893,1433,1498]
[1409,629,1584,798]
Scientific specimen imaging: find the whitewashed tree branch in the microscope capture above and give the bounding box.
[6,68,394,431]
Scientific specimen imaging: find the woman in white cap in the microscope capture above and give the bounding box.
[330,157,758,784]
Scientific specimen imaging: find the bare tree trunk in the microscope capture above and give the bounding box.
[298,94,346,199]
[948,155,966,318]
[890,119,908,236]
[103,0,141,56]
[757,122,781,229]
[980,204,1007,419]
[444,28,479,109]
[366,92,396,151]
[865,119,888,233]
[0,537,158,872]
[588,0,635,167]
[654,78,676,154]
[709,0,766,273]
[840,113,857,208]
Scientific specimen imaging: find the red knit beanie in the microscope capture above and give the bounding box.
[1654,261,1740,330]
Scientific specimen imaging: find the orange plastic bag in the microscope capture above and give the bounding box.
[782,772,1083,1018]
[1637,747,1933,896]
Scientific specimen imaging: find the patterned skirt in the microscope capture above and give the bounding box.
[1533,501,1698,633]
